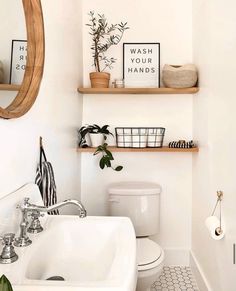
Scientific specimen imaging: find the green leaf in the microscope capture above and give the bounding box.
[99,157,106,169]
[104,158,111,167]
[105,150,114,160]
[101,125,109,132]
[115,166,123,171]
[0,275,13,291]
[93,145,103,155]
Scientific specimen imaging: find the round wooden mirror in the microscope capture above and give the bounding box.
[0,0,44,119]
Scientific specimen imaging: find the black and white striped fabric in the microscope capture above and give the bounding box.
[169,140,196,149]
[35,143,59,215]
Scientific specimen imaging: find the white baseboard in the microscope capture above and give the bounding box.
[190,251,212,291]
[163,248,190,266]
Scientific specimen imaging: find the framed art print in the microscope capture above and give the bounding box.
[9,40,27,84]
[123,43,160,88]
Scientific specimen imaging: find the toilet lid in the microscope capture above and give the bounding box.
[108,182,161,195]
[137,238,162,269]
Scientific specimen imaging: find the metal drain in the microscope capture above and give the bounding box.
[46,276,65,281]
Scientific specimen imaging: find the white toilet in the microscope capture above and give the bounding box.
[108,182,165,291]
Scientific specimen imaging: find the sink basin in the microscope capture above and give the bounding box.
[0,215,137,291]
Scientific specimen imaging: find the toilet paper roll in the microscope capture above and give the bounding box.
[205,216,225,240]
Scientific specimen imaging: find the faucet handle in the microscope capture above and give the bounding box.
[0,233,18,264]
[0,233,15,246]
[24,197,30,204]
[23,197,31,207]
[27,210,44,234]
[31,210,44,219]
[16,197,31,210]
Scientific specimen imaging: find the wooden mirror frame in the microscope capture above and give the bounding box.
[0,0,44,119]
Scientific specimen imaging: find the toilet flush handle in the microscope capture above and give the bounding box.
[108,198,120,203]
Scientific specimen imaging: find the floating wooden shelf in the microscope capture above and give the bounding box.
[77,87,199,95]
[77,146,199,153]
[0,84,21,91]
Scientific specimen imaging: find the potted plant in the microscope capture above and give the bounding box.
[94,143,123,171]
[86,11,129,88]
[78,124,113,148]
[78,125,123,171]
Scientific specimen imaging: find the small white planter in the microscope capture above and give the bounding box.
[89,133,105,147]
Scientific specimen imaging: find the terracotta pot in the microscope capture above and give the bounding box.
[90,72,110,88]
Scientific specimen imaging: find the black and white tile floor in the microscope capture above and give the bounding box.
[151,266,199,291]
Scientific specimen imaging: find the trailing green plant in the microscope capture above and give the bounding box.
[86,11,129,72]
[78,124,113,148]
[94,143,123,171]
[0,275,13,291]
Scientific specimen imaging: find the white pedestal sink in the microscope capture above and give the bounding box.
[0,184,137,291]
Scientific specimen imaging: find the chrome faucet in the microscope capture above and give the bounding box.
[0,233,18,264]
[15,197,87,247]
[26,199,87,217]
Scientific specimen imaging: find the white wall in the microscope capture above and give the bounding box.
[192,1,236,290]
[81,0,193,251]
[0,0,83,214]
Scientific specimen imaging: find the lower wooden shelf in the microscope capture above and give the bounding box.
[77,146,199,153]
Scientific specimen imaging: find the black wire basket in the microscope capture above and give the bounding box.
[115,127,165,148]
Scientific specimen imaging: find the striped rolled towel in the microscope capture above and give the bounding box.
[35,160,59,215]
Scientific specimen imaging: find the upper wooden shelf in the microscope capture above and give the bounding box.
[0,84,21,91]
[77,87,199,95]
[77,146,199,153]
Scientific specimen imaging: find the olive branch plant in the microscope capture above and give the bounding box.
[86,11,129,72]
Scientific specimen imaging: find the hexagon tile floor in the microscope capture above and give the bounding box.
[151,266,199,291]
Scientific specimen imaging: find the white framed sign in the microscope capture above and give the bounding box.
[123,43,160,88]
[9,40,27,84]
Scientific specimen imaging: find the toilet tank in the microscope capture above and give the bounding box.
[108,182,161,237]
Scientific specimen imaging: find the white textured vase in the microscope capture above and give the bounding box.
[89,133,105,147]
[162,64,198,88]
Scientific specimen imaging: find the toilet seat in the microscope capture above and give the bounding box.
[137,238,163,271]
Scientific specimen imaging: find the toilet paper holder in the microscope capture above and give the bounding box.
[211,191,223,236]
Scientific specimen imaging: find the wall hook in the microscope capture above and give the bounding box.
[39,136,43,148]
